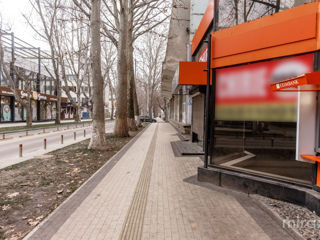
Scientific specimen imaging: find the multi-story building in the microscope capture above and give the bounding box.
[0,32,64,123]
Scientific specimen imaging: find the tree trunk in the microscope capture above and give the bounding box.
[26,99,32,127]
[77,90,81,122]
[88,0,107,150]
[55,78,61,124]
[114,3,129,137]
[127,43,137,131]
[148,88,153,118]
[133,78,140,126]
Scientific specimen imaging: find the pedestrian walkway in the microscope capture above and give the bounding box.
[24,123,296,240]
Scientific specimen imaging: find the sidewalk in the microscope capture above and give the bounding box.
[24,123,296,240]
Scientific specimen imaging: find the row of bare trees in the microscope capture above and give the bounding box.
[15,0,170,149]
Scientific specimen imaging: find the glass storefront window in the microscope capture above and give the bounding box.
[1,96,12,122]
[14,101,24,121]
[52,102,57,120]
[40,101,46,121]
[46,102,52,120]
[32,100,37,121]
[210,54,314,184]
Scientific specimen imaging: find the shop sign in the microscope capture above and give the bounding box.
[198,47,208,62]
[32,91,38,101]
[48,97,57,102]
[0,88,14,96]
[20,91,29,99]
[275,79,300,90]
[38,94,47,101]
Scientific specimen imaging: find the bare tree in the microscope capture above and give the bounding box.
[25,0,62,124]
[136,31,165,118]
[88,0,107,149]
[72,0,170,136]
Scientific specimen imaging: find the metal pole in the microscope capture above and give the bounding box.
[204,0,219,168]
[84,129,86,137]
[204,34,212,169]
[44,138,47,150]
[19,144,22,157]
[61,134,64,144]
[2,133,5,140]
[74,132,76,140]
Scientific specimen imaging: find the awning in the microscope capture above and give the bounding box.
[271,71,320,91]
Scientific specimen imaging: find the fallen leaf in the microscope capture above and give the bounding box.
[4,229,14,235]
[57,189,64,194]
[2,205,11,211]
[27,219,39,226]
[72,168,80,173]
[36,215,44,221]
[22,216,27,220]
[7,192,19,198]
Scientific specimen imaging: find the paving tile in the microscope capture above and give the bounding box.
[25,123,296,240]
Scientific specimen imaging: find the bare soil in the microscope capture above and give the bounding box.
[0,129,142,240]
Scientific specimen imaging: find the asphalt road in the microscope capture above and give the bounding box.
[0,121,115,168]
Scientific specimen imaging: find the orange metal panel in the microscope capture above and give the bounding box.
[301,155,320,162]
[301,155,320,186]
[318,164,320,187]
[213,39,317,68]
[191,0,214,55]
[178,62,207,85]
[271,71,320,91]
[211,2,319,68]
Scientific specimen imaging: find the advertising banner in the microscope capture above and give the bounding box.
[215,54,314,122]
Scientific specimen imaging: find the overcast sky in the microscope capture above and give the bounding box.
[0,0,49,50]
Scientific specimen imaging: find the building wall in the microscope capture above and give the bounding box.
[189,0,211,42]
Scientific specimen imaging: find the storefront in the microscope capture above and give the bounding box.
[0,86,59,122]
[177,1,320,194]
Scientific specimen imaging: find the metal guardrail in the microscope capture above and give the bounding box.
[0,122,93,140]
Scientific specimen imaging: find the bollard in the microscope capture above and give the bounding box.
[26,130,28,136]
[44,138,47,150]
[19,144,23,157]
[84,129,86,138]
[74,132,76,140]
[2,133,5,140]
[61,135,64,144]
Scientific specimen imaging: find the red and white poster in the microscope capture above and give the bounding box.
[198,47,208,62]
[215,54,314,121]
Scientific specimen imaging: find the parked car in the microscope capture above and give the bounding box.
[139,116,157,123]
